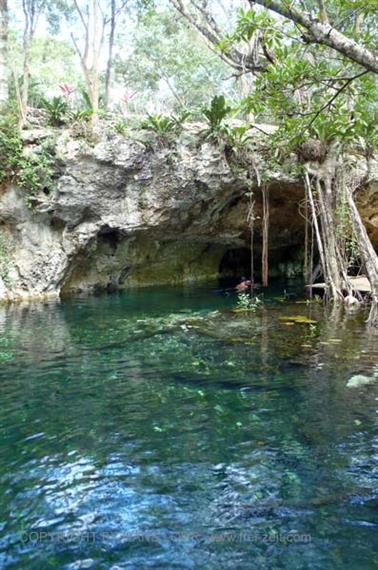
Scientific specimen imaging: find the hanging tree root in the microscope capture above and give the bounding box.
[304,171,345,301]
[345,184,378,326]
[304,158,378,326]
[247,190,255,292]
[261,183,269,287]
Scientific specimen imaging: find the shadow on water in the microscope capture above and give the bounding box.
[0,281,377,569]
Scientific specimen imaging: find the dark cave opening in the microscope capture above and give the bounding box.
[219,248,252,284]
[219,244,305,287]
[97,227,121,254]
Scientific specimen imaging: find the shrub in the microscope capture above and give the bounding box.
[0,113,55,200]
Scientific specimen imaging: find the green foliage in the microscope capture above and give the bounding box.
[219,8,282,54]
[141,114,176,134]
[202,95,232,130]
[235,292,262,311]
[0,114,55,200]
[41,96,69,126]
[222,2,377,160]
[116,9,232,114]
[201,95,232,140]
[79,88,105,113]
[80,89,93,112]
[71,109,93,122]
[8,33,80,106]
[141,111,189,137]
[114,120,128,135]
[221,124,254,150]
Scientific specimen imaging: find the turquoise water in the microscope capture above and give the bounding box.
[0,284,377,569]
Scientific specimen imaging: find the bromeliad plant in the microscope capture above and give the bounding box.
[141,111,190,139]
[41,96,69,126]
[201,95,233,141]
[141,114,177,134]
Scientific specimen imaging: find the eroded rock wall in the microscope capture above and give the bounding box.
[0,126,377,301]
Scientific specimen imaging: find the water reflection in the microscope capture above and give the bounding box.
[0,285,377,569]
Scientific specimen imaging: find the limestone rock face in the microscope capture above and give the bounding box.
[0,128,377,301]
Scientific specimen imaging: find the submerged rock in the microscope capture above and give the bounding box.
[278,315,317,325]
[346,374,376,388]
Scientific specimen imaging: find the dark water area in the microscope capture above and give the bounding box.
[0,281,377,569]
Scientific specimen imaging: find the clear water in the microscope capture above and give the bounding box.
[0,283,377,569]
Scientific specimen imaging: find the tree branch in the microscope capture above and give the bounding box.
[307,70,369,127]
[249,0,378,73]
[169,0,267,73]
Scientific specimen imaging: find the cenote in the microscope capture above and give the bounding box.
[0,282,377,569]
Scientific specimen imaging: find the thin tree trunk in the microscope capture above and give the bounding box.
[104,0,115,110]
[21,0,31,123]
[317,0,329,24]
[91,0,99,115]
[0,0,7,107]
[11,66,25,124]
[21,35,30,119]
[159,68,185,108]
[355,14,363,35]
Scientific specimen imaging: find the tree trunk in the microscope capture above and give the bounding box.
[0,0,8,107]
[90,0,101,123]
[21,31,30,120]
[104,0,115,111]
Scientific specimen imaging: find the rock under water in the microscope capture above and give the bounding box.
[346,375,376,388]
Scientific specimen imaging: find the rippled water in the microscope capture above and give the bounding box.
[0,283,377,569]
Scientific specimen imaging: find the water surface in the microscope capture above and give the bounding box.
[0,283,377,569]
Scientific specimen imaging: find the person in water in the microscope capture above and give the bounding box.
[235,277,251,291]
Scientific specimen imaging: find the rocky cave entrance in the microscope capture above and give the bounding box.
[219,247,252,285]
[219,244,305,286]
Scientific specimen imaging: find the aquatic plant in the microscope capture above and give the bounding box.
[235,292,262,311]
